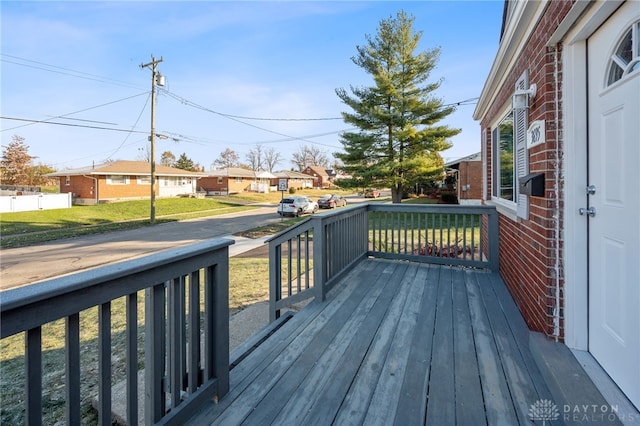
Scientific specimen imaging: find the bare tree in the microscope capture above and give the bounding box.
[263,147,282,172]
[291,145,329,171]
[214,148,241,169]
[246,144,264,171]
[1,135,34,185]
[160,151,176,167]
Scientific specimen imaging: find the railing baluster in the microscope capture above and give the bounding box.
[470,215,476,261]
[296,235,302,294]
[439,214,443,257]
[66,313,81,425]
[26,327,42,426]
[188,271,200,394]
[287,239,293,297]
[146,282,166,424]
[305,231,310,290]
[169,277,183,409]
[126,292,138,425]
[455,214,460,260]
[98,302,111,426]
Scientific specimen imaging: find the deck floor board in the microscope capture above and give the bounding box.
[190,258,550,425]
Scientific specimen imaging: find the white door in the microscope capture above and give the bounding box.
[587,2,640,409]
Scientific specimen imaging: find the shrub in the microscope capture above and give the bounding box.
[288,187,297,194]
[440,193,458,204]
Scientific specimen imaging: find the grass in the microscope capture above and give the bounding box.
[0,191,367,248]
[0,198,255,248]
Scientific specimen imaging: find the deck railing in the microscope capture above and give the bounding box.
[268,203,498,320]
[0,238,232,426]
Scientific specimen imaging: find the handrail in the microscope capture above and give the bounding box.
[268,203,499,321]
[0,238,233,426]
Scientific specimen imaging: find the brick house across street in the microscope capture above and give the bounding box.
[474,0,639,410]
[444,152,482,204]
[47,160,205,205]
[198,167,275,195]
[301,165,330,188]
[270,170,315,190]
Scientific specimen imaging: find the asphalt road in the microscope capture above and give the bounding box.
[0,205,284,291]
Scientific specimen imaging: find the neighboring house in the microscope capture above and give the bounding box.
[474,0,639,410]
[270,170,315,190]
[301,165,330,188]
[46,160,205,205]
[444,152,482,204]
[198,168,275,194]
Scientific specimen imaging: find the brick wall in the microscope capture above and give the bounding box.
[481,1,571,339]
[458,161,483,200]
[98,176,153,199]
[198,176,252,194]
[59,175,157,203]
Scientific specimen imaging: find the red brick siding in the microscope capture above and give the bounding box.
[457,161,482,200]
[481,1,572,339]
[98,176,153,199]
[58,176,91,199]
[58,175,156,202]
[301,167,327,188]
[198,177,252,193]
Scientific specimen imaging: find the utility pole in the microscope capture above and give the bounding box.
[140,56,164,224]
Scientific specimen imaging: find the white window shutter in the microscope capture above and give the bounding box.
[514,71,529,220]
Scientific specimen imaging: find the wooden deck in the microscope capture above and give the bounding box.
[188,258,554,425]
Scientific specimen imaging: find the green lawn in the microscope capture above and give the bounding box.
[0,198,255,248]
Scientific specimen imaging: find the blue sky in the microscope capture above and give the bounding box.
[1,1,503,171]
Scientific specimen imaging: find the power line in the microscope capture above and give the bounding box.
[0,53,144,90]
[0,92,149,132]
[102,92,152,162]
[0,116,148,134]
[160,89,334,146]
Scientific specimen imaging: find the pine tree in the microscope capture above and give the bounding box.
[336,11,460,203]
[174,153,196,171]
[1,135,34,185]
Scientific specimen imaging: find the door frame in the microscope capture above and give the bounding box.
[562,1,625,351]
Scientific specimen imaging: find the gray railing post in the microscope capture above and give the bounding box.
[145,283,166,425]
[487,209,500,272]
[269,243,282,322]
[312,216,327,302]
[209,260,229,397]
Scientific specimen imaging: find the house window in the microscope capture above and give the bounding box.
[493,111,514,201]
[234,177,242,183]
[106,175,129,185]
[137,175,151,184]
[164,177,181,186]
[217,177,223,184]
[606,21,639,86]
[490,70,530,219]
[65,176,70,186]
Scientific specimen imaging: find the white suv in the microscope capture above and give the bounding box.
[277,196,319,217]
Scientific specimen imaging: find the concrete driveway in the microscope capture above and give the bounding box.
[0,206,282,291]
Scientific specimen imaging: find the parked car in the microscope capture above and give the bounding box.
[364,188,380,198]
[317,194,347,209]
[277,196,319,217]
